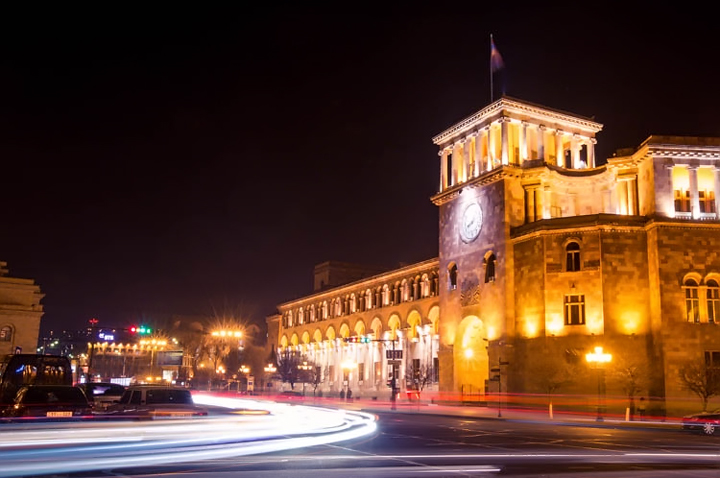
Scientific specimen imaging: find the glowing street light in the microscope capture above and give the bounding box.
[586,346,612,421]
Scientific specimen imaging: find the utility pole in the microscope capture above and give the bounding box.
[87,318,99,382]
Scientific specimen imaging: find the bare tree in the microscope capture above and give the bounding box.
[526,345,578,417]
[610,354,649,419]
[679,358,720,412]
[275,349,303,390]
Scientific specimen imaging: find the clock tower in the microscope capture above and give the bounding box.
[430,96,602,395]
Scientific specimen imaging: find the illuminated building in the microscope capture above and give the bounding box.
[270,97,720,416]
[0,261,44,355]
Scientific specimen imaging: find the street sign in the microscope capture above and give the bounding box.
[386,350,403,360]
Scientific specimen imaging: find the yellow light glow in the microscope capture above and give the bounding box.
[341,360,357,370]
[586,346,612,363]
[524,321,538,338]
[464,348,473,359]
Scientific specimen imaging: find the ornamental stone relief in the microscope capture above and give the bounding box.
[460,275,481,307]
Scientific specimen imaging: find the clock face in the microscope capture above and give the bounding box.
[460,201,483,243]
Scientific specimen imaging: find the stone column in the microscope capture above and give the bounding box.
[571,134,580,168]
[689,165,699,218]
[588,138,597,168]
[538,125,546,162]
[488,125,496,169]
[439,149,448,191]
[452,142,462,186]
[500,117,509,165]
[555,130,564,167]
[520,121,528,163]
[463,138,471,182]
[473,132,482,177]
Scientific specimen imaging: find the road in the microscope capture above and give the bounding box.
[1,396,718,478]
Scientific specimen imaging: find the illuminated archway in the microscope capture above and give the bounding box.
[387,314,401,340]
[354,319,367,336]
[406,310,422,340]
[338,323,351,339]
[313,328,323,344]
[454,315,489,395]
[370,317,383,339]
[301,331,310,345]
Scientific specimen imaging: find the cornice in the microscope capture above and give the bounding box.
[431,167,512,205]
[277,257,440,311]
[432,97,603,146]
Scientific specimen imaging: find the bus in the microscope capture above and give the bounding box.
[0,354,73,408]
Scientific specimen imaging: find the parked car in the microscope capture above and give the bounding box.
[102,385,208,419]
[77,382,127,410]
[682,409,720,435]
[2,385,93,420]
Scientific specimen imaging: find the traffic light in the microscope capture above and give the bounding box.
[344,336,371,344]
[129,325,152,335]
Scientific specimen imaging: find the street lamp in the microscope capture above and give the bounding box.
[341,360,356,400]
[297,361,312,396]
[585,346,612,421]
[264,363,277,394]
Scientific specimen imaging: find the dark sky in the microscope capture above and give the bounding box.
[0,5,718,334]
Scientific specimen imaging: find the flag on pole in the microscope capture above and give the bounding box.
[490,35,504,73]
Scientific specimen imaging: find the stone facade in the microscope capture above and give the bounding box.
[0,261,44,356]
[271,96,720,416]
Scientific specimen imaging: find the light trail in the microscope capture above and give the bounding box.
[0,396,377,477]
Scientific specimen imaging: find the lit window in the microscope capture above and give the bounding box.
[685,278,700,323]
[566,242,581,272]
[421,274,430,297]
[382,284,390,306]
[674,189,691,213]
[564,294,585,325]
[350,294,357,313]
[700,190,716,213]
[322,301,328,320]
[448,264,458,290]
[708,279,720,324]
[401,279,409,302]
[298,308,304,325]
[365,289,373,309]
[484,254,496,283]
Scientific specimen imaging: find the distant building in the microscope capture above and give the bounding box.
[270,96,720,416]
[0,261,44,356]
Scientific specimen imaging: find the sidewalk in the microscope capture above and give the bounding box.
[322,397,684,430]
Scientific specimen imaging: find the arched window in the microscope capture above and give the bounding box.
[334,298,342,317]
[448,263,458,290]
[365,289,373,309]
[484,254,496,283]
[287,310,293,327]
[421,274,430,297]
[298,308,304,325]
[322,301,328,319]
[566,242,581,272]
[382,284,390,306]
[401,279,409,302]
[707,279,720,323]
[685,278,700,323]
[350,294,357,313]
[1,326,12,342]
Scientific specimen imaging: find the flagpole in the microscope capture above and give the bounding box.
[489,34,494,103]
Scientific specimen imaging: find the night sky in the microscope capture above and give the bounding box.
[0,6,718,334]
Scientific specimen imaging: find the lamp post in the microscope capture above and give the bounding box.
[297,361,311,396]
[341,360,356,401]
[585,346,612,422]
[264,363,277,394]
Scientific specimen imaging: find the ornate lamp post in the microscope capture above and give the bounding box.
[297,361,311,396]
[586,346,612,421]
[263,363,277,394]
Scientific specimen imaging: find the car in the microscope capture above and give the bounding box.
[76,382,127,410]
[102,384,208,419]
[2,385,93,421]
[682,408,720,435]
[274,390,305,402]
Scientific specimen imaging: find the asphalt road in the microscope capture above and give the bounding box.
[59,410,719,478]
